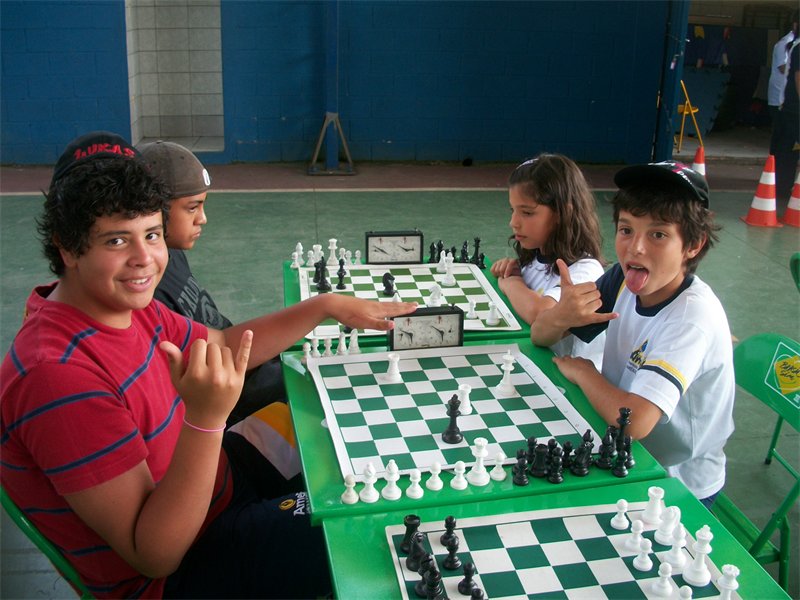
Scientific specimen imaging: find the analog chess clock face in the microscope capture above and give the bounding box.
[365,230,424,264]
[389,306,464,350]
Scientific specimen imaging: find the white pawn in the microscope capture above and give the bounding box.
[466,298,478,319]
[610,499,629,530]
[345,249,353,265]
[359,463,379,503]
[651,562,673,597]
[457,383,472,415]
[436,249,447,273]
[426,461,443,490]
[323,336,333,357]
[340,473,358,504]
[336,331,348,355]
[385,352,402,383]
[354,249,362,264]
[450,460,467,490]
[683,525,713,587]
[717,564,740,600]
[406,469,424,499]
[338,247,347,264]
[633,538,653,571]
[679,585,693,599]
[301,341,312,364]
[290,251,301,269]
[655,505,680,545]
[348,329,361,354]
[625,519,645,552]
[310,335,321,358]
[466,437,490,487]
[306,249,315,267]
[490,452,507,481]
[442,253,456,286]
[642,485,665,524]
[295,242,304,263]
[392,291,402,303]
[312,243,323,263]
[664,523,688,568]
[381,460,401,500]
[485,302,500,326]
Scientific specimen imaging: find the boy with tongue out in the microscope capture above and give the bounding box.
[531,161,734,507]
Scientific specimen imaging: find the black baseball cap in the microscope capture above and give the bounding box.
[138,140,211,199]
[51,131,140,185]
[614,161,709,208]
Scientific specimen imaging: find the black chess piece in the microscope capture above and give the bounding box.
[512,448,526,475]
[624,435,635,469]
[440,516,457,547]
[401,514,421,554]
[612,448,629,478]
[547,438,558,463]
[312,261,321,283]
[443,536,461,570]
[526,436,537,465]
[458,562,477,595]
[382,272,396,297]
[336,259,347,290]
[561,440,573,469]
[405,531,427,572]
[436,240,444,262]
[460,241,470,263]
[424,566,446,600]
[594,431,614,469]
[442,395,463,444]
[428,242,437,264]
[470,588,485,600]
[449,245,457,262]
[548,447,564,484]
[316,259,331,292]
[616,407,632,452]
[471,237,481,265]
[477,252,486,269]
[530,444,549,478]
[415,553,436,598]
[569,441,592,477]
[512,455,529,485]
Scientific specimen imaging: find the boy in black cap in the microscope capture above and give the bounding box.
[0,131,417,598]
[531,161,735,506]
[139,140,285,425]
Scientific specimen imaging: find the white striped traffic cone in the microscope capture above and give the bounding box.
[741,155,782,227]
[781,172,800,227]
[691,146,706,177]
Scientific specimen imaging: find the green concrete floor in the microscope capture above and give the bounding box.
[1,189,798,598]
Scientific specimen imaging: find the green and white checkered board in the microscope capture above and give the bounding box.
[307,344,598,481]
[386,501,738,599]
[297,262,521,339]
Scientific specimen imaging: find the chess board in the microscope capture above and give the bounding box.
[297,262,521,339]
[386,501,740,600]
[307,344,599,482]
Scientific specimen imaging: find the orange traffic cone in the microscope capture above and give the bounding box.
[741,155,782,227]
[691,146,706,177]
[781,173,800,227]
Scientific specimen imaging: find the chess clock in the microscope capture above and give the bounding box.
[389,305,464,350]
[365,229,424,264]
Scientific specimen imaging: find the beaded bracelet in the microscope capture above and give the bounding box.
[183,417,225,433]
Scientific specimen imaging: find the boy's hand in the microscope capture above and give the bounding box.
[160,330,253,428]
[490,258,521,279]
[328,295,418,332]
[553,259,618,328]
[552,355,596,384]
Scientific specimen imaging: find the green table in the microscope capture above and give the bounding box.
[282,259,531,347]
[282,337,666,525]
[323,477,789,599]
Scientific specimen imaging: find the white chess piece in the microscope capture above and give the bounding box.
[340,473,358,504]
[682,525,713,587]
[678,585,693,599]
[392,292,402,303]
[490,451,507,481]
[306,249,315,267]
[348,329,361,354]
[354,249,362,264]
[301,341,311,364]
[310,335,321,358]
[494,350,517,397]
[610,499,629,530]
[295,242,304,264]
[625,519,645,552]
[345,249,353,265]
[290,251,300,269]
[436,249,447,273]
[457,383,472,415]
[641,485,665,524]
[385,353,402,383]
[427,284,443,307]
[466,437,490,487]
[651,562,673,597]
[381,460,401,500]
[485,301,500,326]
[336,331,348,355]
[633,538,653,571]
[327,238,338,266]
[426,461,443,490]
[312,243,323,263]
[466,298,478,319]
[717,564,740,600]
[406,469,424,499]
[442,253,456,286]
[655,505,680,545]
[359,463,379,503]
[664,523,688,568]
[323,336,333,357]
[338,247,347,263]
[450,461,467,490]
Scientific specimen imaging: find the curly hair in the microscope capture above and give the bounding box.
[507,153,605,275]
[37,157,170,276]
[612,182,720,274]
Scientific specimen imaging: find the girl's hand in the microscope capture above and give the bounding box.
[490,258,520,278]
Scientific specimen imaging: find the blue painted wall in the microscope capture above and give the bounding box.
[1,0,673,166]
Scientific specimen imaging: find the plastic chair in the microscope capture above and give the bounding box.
[675,80,704,152]
[711,333,800,591]
[1,486,93,599]
[790,252,800,294]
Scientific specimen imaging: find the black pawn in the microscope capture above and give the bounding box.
[530,444,549,478]
[526,436,538,465]
[513,448,526,475]
[428,242,437,264]
[471,589,485,600]
[336,264,346,290]
[594,432,614,469]
[312,261,321,283]
[440,516,457,547]
[443,535,461,570]
[548,447,564,484]
[512,455,529,486]
[449,245,457,262]
[460,241,470,263]
[415,553,435,598]
[561,440,573,469]
[477,252,486,269]
[607,425,619,458]
[424,566,445,600]
[406,531,426,572]
[458,562,477,595]
[624,434,635,468]
[547,438,558,463]
[436,240,444,262]
[401,514,421,554]
[442,395,463,444]
[612,448,629,478]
